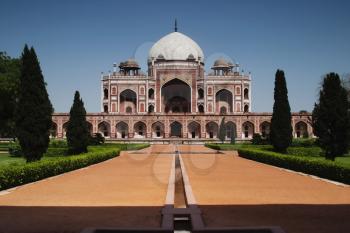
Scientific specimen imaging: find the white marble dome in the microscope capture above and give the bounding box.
[148,32,204,62]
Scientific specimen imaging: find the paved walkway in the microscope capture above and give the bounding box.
[0,144,350,233]
[179,145,350,233]
[0,145,173,233]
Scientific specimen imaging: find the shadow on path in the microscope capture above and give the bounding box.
[200,204,350,233]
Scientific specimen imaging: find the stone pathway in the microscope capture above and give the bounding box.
[0,145,173,233]
[179,145,350,233]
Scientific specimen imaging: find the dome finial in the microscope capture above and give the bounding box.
[174,19,178,32]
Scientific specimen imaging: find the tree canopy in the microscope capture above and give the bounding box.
[270,69,293,153]
[312,72,350,160]
[0,52,21,138]
[16,45,53,162]
[66,91,89,154]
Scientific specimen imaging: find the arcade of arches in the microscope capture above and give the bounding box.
[51,117,312,140]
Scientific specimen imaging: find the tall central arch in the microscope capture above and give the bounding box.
[161,78,191,113]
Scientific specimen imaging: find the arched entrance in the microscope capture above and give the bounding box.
[134,121,146,138]
[216,89,233,113]
[225,121,237,140]
[152,121,164,138]
[98,121,111,138]
[86,121,93,136]
[148,105,154,113]
[116,122,128,138]
[170,121,182,137]
[295,121,308,138]
[120,89,137,113]
[188,121,201,138]
[242,121,254,139]
[206,121,218,139]
[260,121,271,138]
[162,79,191,113]
[62,122,69,138]
[198,104,204,113]
[50,122,57,138]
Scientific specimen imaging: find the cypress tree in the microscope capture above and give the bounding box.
[230,124,236,144]
[312,73,349,160]
[218,117,226,143]
[16,45,53,162]
[66,91,89,154]
[270,69,292,153]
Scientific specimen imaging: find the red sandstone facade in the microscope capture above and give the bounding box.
[51,30,312,142]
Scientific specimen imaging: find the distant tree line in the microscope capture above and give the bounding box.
[0,52,21,138]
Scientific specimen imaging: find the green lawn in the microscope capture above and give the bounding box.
[0,153,25,167]
[336,156,350,168]
[0,142,149,169]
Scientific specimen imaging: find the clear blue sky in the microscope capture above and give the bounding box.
[1,0,349,113]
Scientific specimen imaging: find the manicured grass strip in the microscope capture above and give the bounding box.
[0,148,120,191]
[237,148,350,185]
[205,143,269,151]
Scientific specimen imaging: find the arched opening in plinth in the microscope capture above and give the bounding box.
[50,122,57,138]
[134,121,146,138]
[260,121,271,138]
[225,121,237,140]
[216,89,233,113]
[98,121,110,138]
[62,122,69,138]
[120,89,137,113]
[188,121,201,139]
[152,121,164,138]
[242,121,254,139]
[170,121,182,138]
[116,122,128,138]
[86,121,93,136]
[206,121,218,139]
[162,79,191,113]
[295,121,308,138]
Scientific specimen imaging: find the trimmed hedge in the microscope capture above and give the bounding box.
[238,148,350,184]
[0,148,120,191]
[205,143,222,150]
[206,143,269,151]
